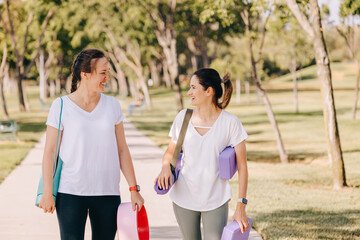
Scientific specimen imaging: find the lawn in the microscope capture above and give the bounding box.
[126,62,360,240]
[0,85,50,183]
[0,62,359,239]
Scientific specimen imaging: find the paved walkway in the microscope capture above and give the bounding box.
[0,120,262,240]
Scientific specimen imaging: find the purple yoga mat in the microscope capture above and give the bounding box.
[154,153,182,194]
[221,218,252,240]
[218,146,237,179]
[155,146,237,194]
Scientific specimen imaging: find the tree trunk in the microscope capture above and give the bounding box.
[236,79,241,104]
[201,35,209,68]
[351,60,360,120]
[117,68,128,97]
[245,79,250,104]
[336,26,359,120]
[129,80,138,100]
[186,37,199,72]
[0,42,9,119]
[191,55,198,72]
[290,57,299,113]
[149,59,160,87]
[250,54,288,163]
[0,79,8,120]
[132,66,152,110]
[56,78,61,95]
[286,0,347,189]
[139,76,152,110]
[172,76,183,112]
[252,82,288,163]
[243,10,288,163]
[23,81,30,111]
[38,49,45,101]
[50,80,55,98]
[165,39,183,111]
[310,0,346,189]
[65,76,71,93]
[162,58,172,88]
[258,86,288,163]
[17,76,26,112]
[109,52,128,97]
[150,0,183,111]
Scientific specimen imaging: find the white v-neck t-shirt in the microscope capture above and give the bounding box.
[46,94,124,196]
[169,109,248,211]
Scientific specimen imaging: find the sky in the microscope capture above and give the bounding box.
[318,0,341,25]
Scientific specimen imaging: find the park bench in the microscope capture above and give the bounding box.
[127,99,146,115]
[39,97,51,111]
[0,120,19,142]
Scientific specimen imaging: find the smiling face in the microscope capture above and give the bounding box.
[188,75,213,107]
[82,57,110,93]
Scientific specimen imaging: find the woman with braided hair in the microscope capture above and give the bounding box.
[39,49,144,240]
[155,68,250,240]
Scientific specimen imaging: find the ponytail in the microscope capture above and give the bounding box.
[220,73,233,109]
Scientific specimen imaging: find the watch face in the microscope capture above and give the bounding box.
[243,198,248,204]
[136,185,140,192]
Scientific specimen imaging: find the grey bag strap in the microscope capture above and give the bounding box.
[170,109,193,168]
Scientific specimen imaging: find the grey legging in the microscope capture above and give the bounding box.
[173,201,228,240]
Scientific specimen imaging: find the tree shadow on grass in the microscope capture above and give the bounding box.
[276,110,324,117]
[248,151,281,163]
[343,148,360,154]
[248,151,325,163]
[284,73,317,82]
[276,107,351,118]
[253,209,360,240]
[18,122,46,133]
[246,130,263,136]
[130,120,173,132]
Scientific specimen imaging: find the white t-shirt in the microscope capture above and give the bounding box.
[46,94,124,196]
[169,109,248,211]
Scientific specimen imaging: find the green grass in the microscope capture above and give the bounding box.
[1,62,359,239]
[0,85,50,183]
[125,62,360,239]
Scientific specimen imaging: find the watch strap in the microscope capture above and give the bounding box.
[237,198,248,205]
[129,185,140,192]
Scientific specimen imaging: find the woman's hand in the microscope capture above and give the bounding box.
[39,193,55,214]
[232,203,250,233]
[130,191,144,211]
[154,164,172,190]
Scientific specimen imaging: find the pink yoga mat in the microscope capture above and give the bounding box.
[117,202,149,240]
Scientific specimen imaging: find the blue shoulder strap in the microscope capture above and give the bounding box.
[53,98,63,172]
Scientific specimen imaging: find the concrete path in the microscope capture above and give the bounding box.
[0,120,262,240]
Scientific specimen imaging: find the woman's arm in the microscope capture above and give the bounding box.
[232,140,250,233]
[115,122,144,211]
[154,140,176,190]
[39,125,62,214]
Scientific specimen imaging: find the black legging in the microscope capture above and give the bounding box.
[56,193,121,240]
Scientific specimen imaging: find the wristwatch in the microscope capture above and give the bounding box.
[129,185,140,192]
[237,198,248,205]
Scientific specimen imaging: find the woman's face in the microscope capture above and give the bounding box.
[188,75,212,107]
[87,57,110,93]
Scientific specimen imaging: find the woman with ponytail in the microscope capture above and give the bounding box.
[155,68,249,240]
[39,49,144,240]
